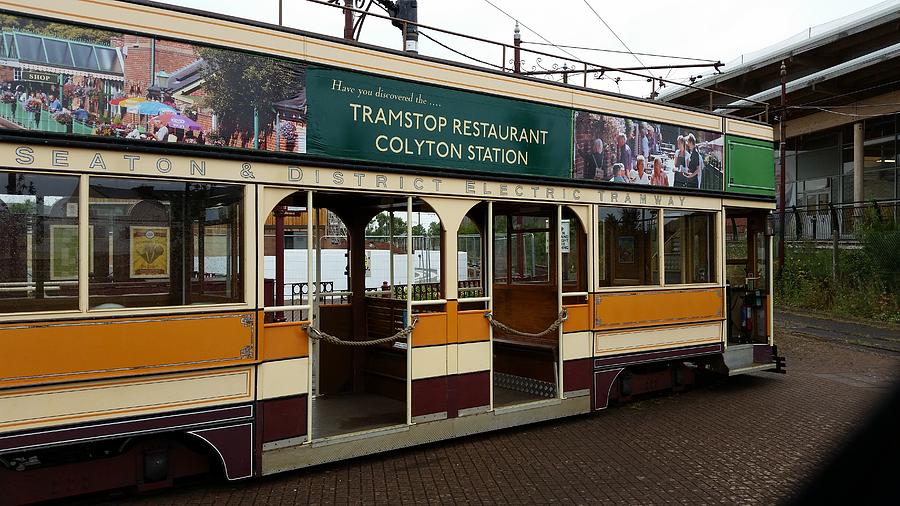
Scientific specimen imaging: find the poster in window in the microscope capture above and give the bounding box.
[130,226,170,278]
[50,225,78,280]
[50,225,95,280]
[617,236,635,264]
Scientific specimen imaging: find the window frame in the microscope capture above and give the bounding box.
[595,204,721,292]
[0,172,253,320]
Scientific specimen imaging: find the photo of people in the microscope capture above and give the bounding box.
[574,111,725,191]
[0,14,307,153]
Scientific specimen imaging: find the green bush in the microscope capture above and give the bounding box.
[776,213,900,323]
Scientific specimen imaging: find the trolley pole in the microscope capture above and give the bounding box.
[343,0,354,40]
[777,61,787,277]
[513,22,521,74]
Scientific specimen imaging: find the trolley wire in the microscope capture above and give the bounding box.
[520,41,719,63]
[580,0,653,77]
[479,0,582,62]
[419,30,507,70]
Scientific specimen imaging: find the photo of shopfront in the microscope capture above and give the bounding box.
[0,30,124,134]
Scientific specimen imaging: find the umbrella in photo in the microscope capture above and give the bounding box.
[116,96,146,108]
[152,112,202,131]
[130,100,175,116]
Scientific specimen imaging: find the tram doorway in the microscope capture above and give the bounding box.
[724,209,773,345]
[491,204,561,406]
[264,191,444,440]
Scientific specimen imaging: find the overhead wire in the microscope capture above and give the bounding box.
[479,0,582,61]
[419,30,507,70]
[304,0,767,106]
[580,0,653,77]
[519,41,719,63]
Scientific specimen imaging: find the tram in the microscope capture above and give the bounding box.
[0,1,782,503]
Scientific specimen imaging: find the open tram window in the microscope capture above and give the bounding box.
[262,196,319,323]
[0,171,80,313]
[458,203,488,305]
[561,209,587,293]
[495,212,553,285]
[663,210,716,284]
[598,207,659,287]
[88,178,243,309]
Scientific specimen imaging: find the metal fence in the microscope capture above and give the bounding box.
[776,199,900,319]
[782,199,900,243]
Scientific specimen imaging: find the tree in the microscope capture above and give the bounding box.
[366,212,406,237]
[198,48,304,144]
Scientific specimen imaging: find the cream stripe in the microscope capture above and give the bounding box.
[594,322,722,357]
[457,341,491,375]
[411,346,447,380]
[0,368,253,432]
[562,332,592,361]
[256,358,308,400]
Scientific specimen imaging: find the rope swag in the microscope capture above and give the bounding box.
[302,318,418,346]
[485,309,568,338]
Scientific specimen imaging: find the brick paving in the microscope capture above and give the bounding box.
[114,325,899,505]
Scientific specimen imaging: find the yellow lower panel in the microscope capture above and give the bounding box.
[0,312,255,388]
[594,322,722,357]
[0,367,254,433]
[260,318,309,361]
[562,304,591,333]
[594,288,724,330]
[411,312,448,347]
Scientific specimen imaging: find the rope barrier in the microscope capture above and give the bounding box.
[302,318,417,346]
[485,309,568,338]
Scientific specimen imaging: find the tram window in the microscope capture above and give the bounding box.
[561,216,583,287]
[88,178,243,309]
[495,214,552,285]
[598,207,659,287]
[458,215,484,298]
[493,215,508,282]
[0,172,80,313]
[664,210,716,284]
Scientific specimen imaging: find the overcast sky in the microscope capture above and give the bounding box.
[160,0,896,97]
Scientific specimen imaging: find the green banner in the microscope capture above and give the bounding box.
[306,67,573,178]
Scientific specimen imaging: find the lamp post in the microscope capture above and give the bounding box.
[777,61,787,278]
[147,70,171,101]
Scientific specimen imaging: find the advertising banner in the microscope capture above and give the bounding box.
[305,67,573,178]
[573,111,725,191]
[0,12,750,194]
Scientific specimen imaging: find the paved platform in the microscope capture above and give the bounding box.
[108,321,899,505]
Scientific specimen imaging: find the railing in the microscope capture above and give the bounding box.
[780,200,900,242]
[0,102,93,135]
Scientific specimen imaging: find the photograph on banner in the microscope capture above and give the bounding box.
[0,13,307,153]
[573,111,724,191]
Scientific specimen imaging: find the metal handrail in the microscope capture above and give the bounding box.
[263,304,310,313]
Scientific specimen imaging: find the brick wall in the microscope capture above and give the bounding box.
[113,35,200,95]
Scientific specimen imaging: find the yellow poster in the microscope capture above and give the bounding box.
[130,226,170,278]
